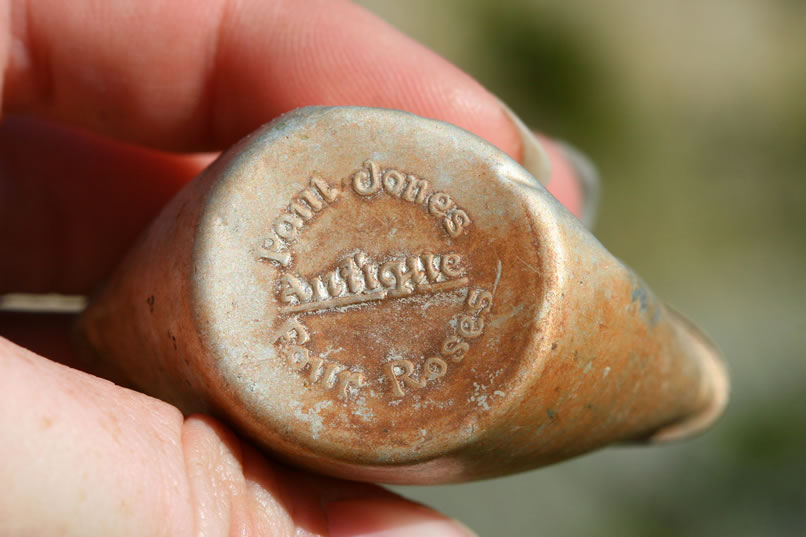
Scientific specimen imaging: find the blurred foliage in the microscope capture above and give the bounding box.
[470,5,621,149]
[359,0,806,535]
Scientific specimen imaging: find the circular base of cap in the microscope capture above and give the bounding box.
[192,107,549,467]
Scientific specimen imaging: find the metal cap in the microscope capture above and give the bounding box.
[77,107,728,484]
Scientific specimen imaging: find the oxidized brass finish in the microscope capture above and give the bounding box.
[78,107,728,484]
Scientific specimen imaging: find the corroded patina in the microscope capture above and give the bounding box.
[77,107,728,484]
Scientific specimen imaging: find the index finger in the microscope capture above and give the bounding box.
[4,0,520,157]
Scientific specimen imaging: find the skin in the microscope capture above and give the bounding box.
[0,1,586,535]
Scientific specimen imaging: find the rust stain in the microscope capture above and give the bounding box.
[76,107,728,485]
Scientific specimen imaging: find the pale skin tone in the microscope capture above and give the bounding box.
[0,1,585,535]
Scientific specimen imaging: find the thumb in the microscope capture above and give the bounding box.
[0,336,476,537]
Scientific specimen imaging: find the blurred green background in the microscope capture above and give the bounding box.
[356,1,806,535]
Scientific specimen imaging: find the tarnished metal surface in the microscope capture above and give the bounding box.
[77,106,728,484]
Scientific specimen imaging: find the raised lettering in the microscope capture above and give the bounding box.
[260,159,495,404]
[379,259,414,297]
[425,357,448,380]
[355,252,380,290]
[403,175,430,203]
[310,276,329,302]
[289,200,314,220]
[273,213,303,240]
[444,209,471,238]
[467,289,493,314]
[441,254,463,278]
[278,274,312,303]
[441,336,469,362]
[325,270,345,297]
[385,360,426,397]
[458,314,484,338]
[277,252,470,314]
[339,256,364,294]
[311,175,339,203]
[382,170,406,196]
[428,192,454,217]
[288,346,323,382]
[352,160,382,195]
[272,317,310,345]
[338,371,366,398]
[298,188,325,212]
[322,362,343,388]
[406,256,426,287]
[259,238,292,267]
[421,253,441,282]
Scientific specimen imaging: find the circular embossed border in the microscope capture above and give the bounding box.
[192,107,549,467]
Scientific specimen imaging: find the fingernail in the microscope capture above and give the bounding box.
[495,97,601,228]
[327,497,479,537]
[556,141,601,228]
[495,98,552,186]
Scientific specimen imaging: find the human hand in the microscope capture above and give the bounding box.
[0,1,589,535]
